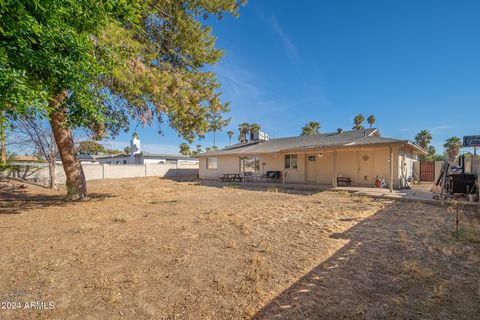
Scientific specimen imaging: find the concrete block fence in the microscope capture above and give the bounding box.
[1,163,199,187]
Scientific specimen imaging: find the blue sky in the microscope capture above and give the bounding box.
[103,0,480,154]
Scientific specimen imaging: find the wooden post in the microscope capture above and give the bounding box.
[332,151,337,188]
[389,146,394,193]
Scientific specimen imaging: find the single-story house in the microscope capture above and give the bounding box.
[12,155,41,163]
[56,154,100,164]
[96,152,198,165]
[198,128,426,190]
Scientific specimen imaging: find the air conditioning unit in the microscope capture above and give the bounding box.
[251,131,269,142]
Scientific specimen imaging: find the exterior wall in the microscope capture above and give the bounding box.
[259,153,283,174]
[373,148,391,182]
[98,156,131,165]
[143,158,167,164]
[199,155,240,179]
[398,147,412,187]
[336,150,361,184]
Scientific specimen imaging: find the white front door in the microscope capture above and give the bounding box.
[306,154,317,182]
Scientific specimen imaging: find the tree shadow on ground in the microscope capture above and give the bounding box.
[0,182,114,215]
[253,200,480,319]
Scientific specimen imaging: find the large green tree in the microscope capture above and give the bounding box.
[78,141,104,155]
[301,121,320,136]
[179,143,191,156]
[1,0,243,199]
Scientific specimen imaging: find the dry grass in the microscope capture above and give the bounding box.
[401,260,434,282]
[1,177,479,319]
[353,195,372,203]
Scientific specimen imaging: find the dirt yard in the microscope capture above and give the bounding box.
[0,177,479,320]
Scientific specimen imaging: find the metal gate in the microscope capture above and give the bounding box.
[420,161,435,182]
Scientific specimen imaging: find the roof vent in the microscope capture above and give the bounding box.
[337,128,344,134]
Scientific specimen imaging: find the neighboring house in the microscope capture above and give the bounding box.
[13,155,40,162]
[96,134,199,165]
[54,134,198,166]
[198,128,426,190]
[97,152,198,165]
[56,154,99,164]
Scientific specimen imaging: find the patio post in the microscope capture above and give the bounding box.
[332,151,337,188]
[389,146,394,193]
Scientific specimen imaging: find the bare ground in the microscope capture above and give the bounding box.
[0,177,479,320]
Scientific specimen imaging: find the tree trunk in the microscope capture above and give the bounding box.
[49,90,87,200]
[48,157,56,189]
[0,111,6,164]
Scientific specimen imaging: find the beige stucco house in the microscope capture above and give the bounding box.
[198,128,426,190]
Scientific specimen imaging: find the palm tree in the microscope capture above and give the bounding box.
[352,114,365,130]
[238,123,249,143]
[249,123,261,140]
[227,130,234,146]
[427,145,436,161]
[443,137,462,162]
[209,114,229,148]
[367,115,376,128]
[414,130,432,150]
[301,121,321,136]
[179,143,191,156]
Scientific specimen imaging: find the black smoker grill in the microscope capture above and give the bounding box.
[436,155,478,196]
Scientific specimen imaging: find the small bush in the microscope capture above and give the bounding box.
[113,215,129,223]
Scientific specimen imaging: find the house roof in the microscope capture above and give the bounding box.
[13,155,39,162]
[141,152,198,161]
[200,128,426,156]
[97,152,198,161]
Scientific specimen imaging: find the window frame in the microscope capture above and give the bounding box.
[285,154,298,169]
[240,156,260,173]
[206,157,218,170]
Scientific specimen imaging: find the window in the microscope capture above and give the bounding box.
[240,156,260,172]
[207,157,218,169]
[308,155,316,162]
[285,154,298,169]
